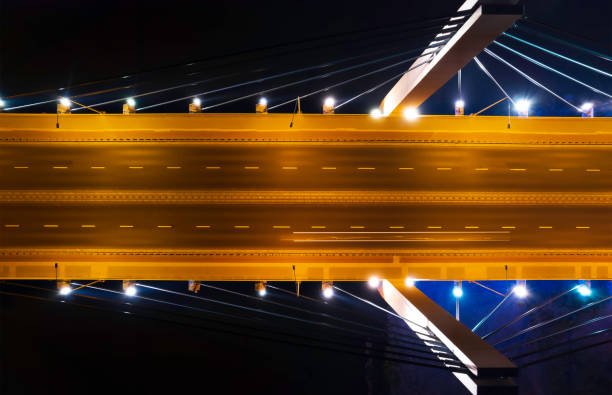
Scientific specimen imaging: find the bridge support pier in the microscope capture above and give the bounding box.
[378,279,517,394]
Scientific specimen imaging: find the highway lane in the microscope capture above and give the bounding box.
[1,204,610,250]
[3,143,612,191]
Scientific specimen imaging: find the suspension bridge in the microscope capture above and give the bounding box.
[1,0,611,393]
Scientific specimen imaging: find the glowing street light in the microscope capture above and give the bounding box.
[515,99,531,117]
[57,280,72,295]
[577,280,592,296]
[189,97,202,113]
[123,98,136,114]
[57,97,71,114]
[256,97,268,113]
[452,281,463,298]
[581,102,594,118]
[323,97,335,114]
[123,280,137,296]
[322,281,334,299]
[0,98,5,110]
[513,280,528,298]
[454,99,465,116]
[405,277,416,287]
[255,281,267,296]
[577,284,592,296]
[370,108,382,118]
[368,276,380,288]
[403,107,419,121]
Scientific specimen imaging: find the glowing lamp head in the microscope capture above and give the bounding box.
[59,285,72,295]
[403,107,419,121]
[452,286,463,298]
[322,281,334,299]
[370,108,382,118]
[368,276,380,288]
[254,281,267,296]
[323,97,335,114]
[192,97,201,107]
[125,285,137,297]
[581,102,594,118]
[0,98,5,108]
[59,97,71,108]
[255,98,268,113]
[405,277,416,287]
[126,98,136,107]
[577,284,592,296]
[513,284,528,298]
[515,99,531,117]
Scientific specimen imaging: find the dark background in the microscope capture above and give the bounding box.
[1,280,611,394]
[0,0,610,116]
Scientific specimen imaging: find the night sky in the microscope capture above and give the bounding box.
[1,1,610,116]
[1,1,612,394]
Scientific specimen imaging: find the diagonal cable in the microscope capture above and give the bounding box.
[8,281,462,371]
[137,43,445,112]
[502,33,612,78]
[199,283,437,347]
[333,286,434,336]
[509,327,611,361]
[199,50,438,112]
[269,55,433,111]
[500,313,612,353]
[334,68,407,110]
[492,295,612,346]
[473,56,515,106]
[472,290,514,333]
[493,40,612,99]
[484,48,582,112]
[482,285,579,340]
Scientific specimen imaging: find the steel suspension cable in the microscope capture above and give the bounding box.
[4,13,465,101]
[482,285,579,340]
[473,56,515,106]
[266,284,420,339]
[492,295,612,347]
[136,283,450,356]
[332,286,435,337]
[493,40,612,99]
[11,282,462,371]
[0,287,469,373]
[500,314,612,353]
[484,48,583,113]
[334,69,407,110]
[502,33,612,78]
[198,283,436,347]
[472,290,514,333]
[70,72,240,112]
[519,337,612,369]
[268,54,434,111]
[71,42,440,112]
[516,20,612,62]
[509,327,611,361]
[72,282,452,363]
[140,44,443,112]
